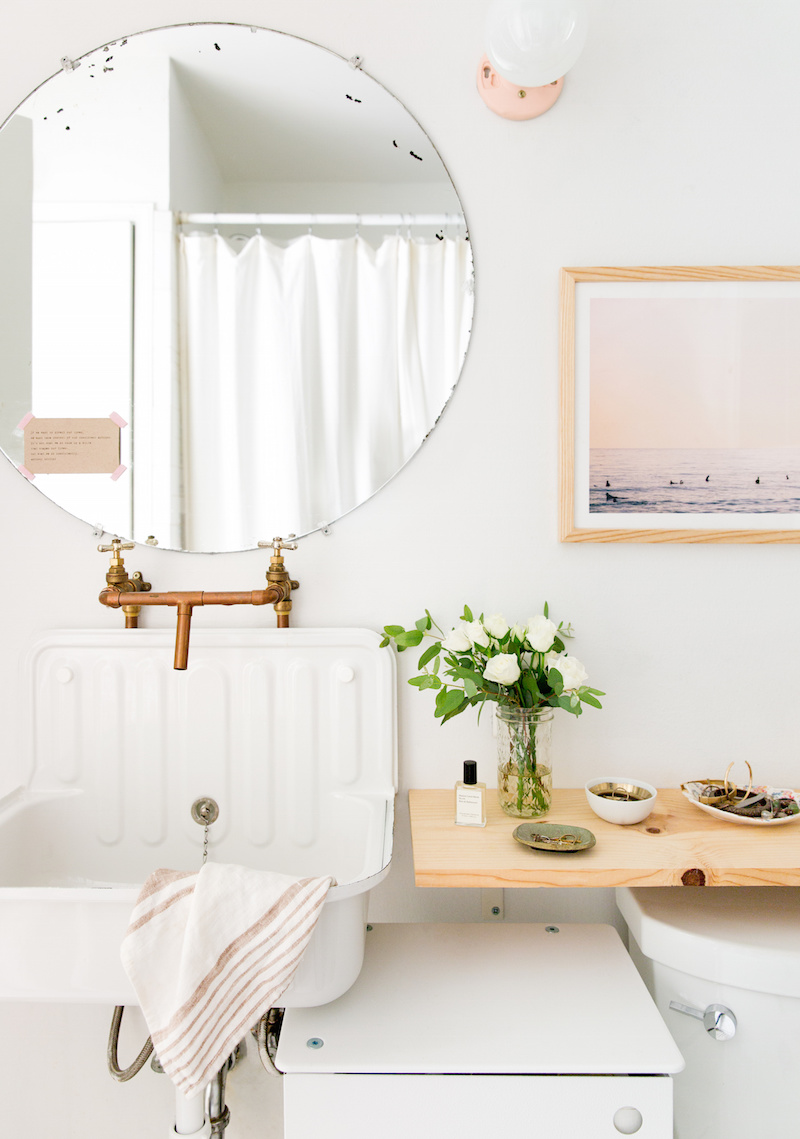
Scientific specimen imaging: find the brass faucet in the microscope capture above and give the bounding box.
[258,535,300,628]
[97,539,152,628]
[98,536,300,670]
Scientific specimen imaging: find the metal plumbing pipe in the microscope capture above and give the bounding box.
[107,1005,153,1081]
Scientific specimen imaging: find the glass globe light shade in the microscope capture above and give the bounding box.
[485,0,589,88]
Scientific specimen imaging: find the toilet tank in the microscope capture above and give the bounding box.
[616,886,800,1139]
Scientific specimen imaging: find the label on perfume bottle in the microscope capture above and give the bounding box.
[456,787,484,825]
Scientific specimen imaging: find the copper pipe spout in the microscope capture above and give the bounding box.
[175,602,193,671]
[99,587,287,670]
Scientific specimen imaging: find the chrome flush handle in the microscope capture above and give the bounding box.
[669,1000,737,1040]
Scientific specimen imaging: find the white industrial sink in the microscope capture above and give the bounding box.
[0,629,396,1005]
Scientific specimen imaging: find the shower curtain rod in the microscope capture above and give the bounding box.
[176,211,466,227]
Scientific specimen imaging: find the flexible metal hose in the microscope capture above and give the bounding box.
[253,1008,284,1076]
[107,1005,154,1082]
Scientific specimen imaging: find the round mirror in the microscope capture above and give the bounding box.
[0,23,473,551]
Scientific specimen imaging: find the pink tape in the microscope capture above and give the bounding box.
[110,464,127,481]
[16,412,34,431]
[17,465,35,481]
[109,412,127,428]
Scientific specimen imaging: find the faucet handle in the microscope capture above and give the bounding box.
[258,535,298,556]
[98,537,135,559]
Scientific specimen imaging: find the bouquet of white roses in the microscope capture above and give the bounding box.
[380,603,603,724]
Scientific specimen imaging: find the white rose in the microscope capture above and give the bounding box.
[526,614,557,652]
[511,624,527,641]
[547,652,588,692]
[465,620,490,649]
[441,625,472,652]
[484,613,509,638]
[483,653,521,685]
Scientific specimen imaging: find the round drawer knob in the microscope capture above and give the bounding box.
[55,666,74,684]
[337,665,355,683]
[613,1106,643,1134]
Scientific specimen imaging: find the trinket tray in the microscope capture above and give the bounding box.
[682,782,800,827]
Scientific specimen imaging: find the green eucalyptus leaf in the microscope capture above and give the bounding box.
[522,673,541,698]
[417,642,442,669]
[558,693,579,714]
[462,604,474,622]
[435,687,467,719]
[410,674,441,690]
[416,615,432,633]
[580,693,602,709]
[549,668,564,696]
[543,601,549,618]
[464,678,478,698]
[395,630,424,648]
[441,701,470,724]
[383,625,405,637]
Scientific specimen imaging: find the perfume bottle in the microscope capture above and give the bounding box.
[455,760,486,827]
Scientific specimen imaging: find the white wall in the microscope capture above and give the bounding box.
[2,0,800,1134]
[0,115,31,464]
[169,61,225,211]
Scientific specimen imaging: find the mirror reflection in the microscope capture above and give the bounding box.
[0,23,473,551]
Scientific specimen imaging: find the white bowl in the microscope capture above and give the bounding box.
[584,778,658,825]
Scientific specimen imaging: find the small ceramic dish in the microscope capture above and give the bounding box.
[681,782,800,826]
[584,778,657,825]
[513,822,596,853]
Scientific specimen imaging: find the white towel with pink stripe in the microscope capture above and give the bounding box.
[121,863,333,1096]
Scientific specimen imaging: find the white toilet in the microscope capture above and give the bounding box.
[617,886,800,1139]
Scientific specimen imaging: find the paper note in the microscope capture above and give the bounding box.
[23,417,121,474]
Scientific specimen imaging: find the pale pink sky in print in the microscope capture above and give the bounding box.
[590,298,800,449]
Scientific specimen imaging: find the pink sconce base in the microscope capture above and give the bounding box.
[477,55,563,120]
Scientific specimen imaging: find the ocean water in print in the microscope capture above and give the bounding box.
[590,448,800,513]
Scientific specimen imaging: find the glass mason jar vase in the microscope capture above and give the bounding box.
[496,705,554,818]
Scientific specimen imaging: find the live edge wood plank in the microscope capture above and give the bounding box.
[408,788,800,888]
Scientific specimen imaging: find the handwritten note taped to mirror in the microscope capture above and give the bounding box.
[24,418,121,474]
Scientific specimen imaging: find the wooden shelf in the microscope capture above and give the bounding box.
[409,788,800,888]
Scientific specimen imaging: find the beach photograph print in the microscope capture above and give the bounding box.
[589,293,800,519]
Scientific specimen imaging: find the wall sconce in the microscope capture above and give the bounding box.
[477,0,588,120]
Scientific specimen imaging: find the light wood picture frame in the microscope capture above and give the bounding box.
[559,265,800,543]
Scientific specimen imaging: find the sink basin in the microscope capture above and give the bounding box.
[0,629,396,1005]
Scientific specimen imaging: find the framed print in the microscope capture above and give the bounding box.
[559,265,800,543]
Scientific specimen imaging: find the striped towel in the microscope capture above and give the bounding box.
[121,862,333,1096]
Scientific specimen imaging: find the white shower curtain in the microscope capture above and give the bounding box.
[177,232,472,549]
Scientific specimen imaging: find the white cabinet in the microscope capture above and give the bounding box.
[278,923,682,1139]
[285,1074,673,1137]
